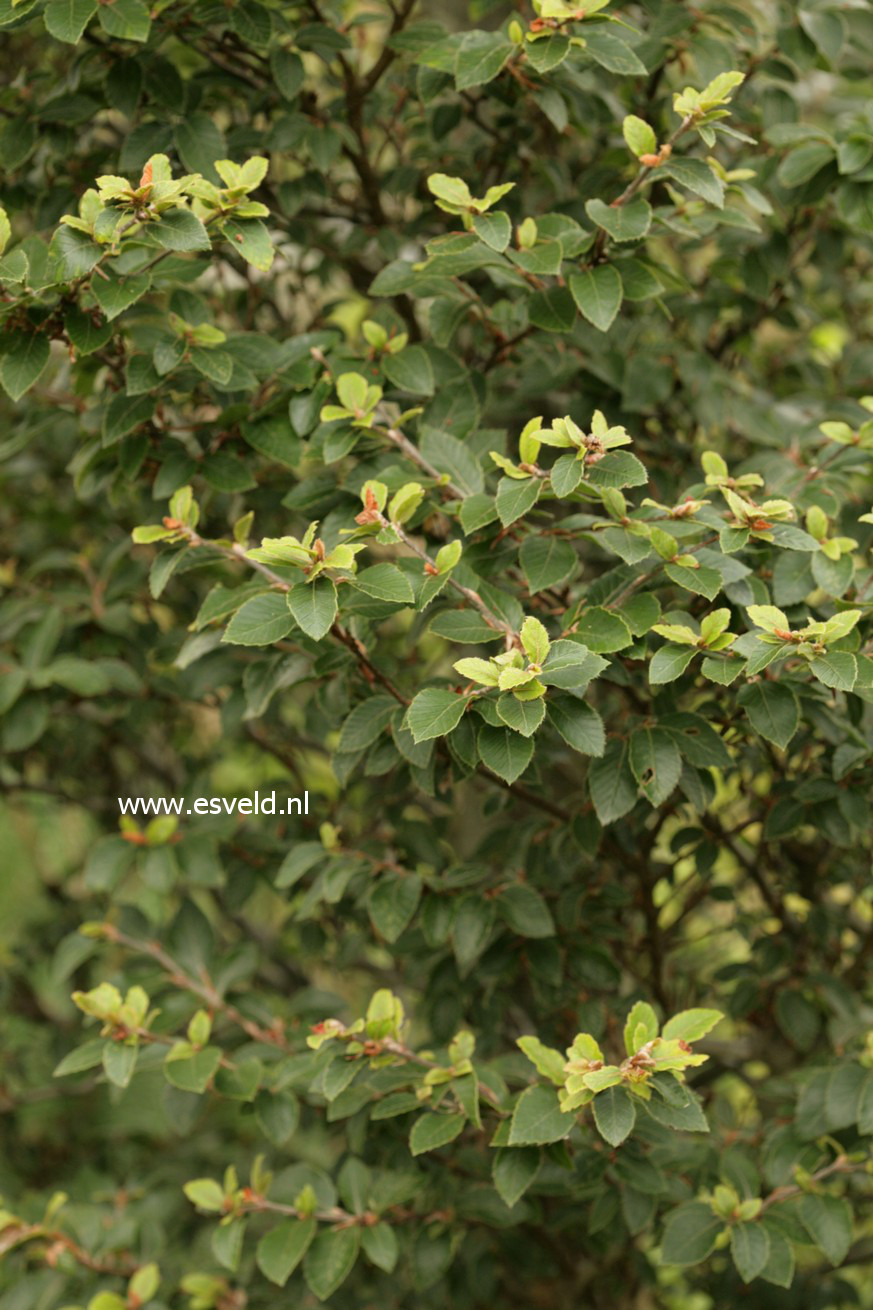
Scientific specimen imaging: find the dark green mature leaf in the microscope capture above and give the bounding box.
[102,393,155,443]
[338,696,396,752]
[650,644,697,684]
[287,578,337,639]
[98,0,150,41]
[519,535,577,593]
[509,1086,573,1145]
[164,1047,222,1093]
[257,1219,316,1287]
[583,28,647,74]
[497,884,554,938]
[407,688,468,741]
[151,209,211,251]
[496,475,541,527]
[493,1147,541,1208]
[738,682,800,749]
[548,695,605,756]
[585,198,652,243]
[569,266,623,332]
[477,724,534,783]
[497,693,545,737]
[592,1086,636,1146]
[472,211,511,253]
[589,739,638,824]
[382,345,434,395]
[409,1112,465,1155]
[629,727,682,805]
[731,1223,770,1283]
[661,1203,724,1265]
[454,31,512,90]
[44,0,95,44]
[798,1194,852,1266]
[92,271,150,319]
[223,594,295,646]
[303,1228,360,1301]
[0,331,50,401]
[369,874,422,943]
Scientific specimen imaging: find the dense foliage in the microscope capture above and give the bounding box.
[3,0,873,1306]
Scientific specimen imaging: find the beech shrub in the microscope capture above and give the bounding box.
[3,0,873,1306]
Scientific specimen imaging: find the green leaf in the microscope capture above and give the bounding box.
[152,208,211,252]
[509,1085,574,1146]
[338,696,396,752]
[589,739,637,824]
[98,0,150,41]
[798,1194,852,1266]
[759,1227,795,1288]
[102,392,155,444]
[629,727,682,805]
[731,1223,770,1283]
[92,271,150,320]
[663,562,722,600]
[429,610,502,643]
[624,1000,658,1054]
[661,1202,724,1265]
[623,115,657,158]
[353,563,415,604]
[255,1090,300,1146]
[583,28,647,75]
[102,1040,137,1088]
[519,535,577,594]
[585,198,652,243]
[211,1218,245,1273]
[569,266,623,332]
[44,0,96,43]
[472,210,511,253]
[548,695,605,757]
[585,450,648,489]
[65,307,112,355]
[477,724,534,784]
[287,578,337,640]
[382,344,434,395]
[454,31,512,90]
[54,1039,106,1077]
[0,331,49,401]
[496,475,541,527]
[184,1179,226,1212]
[497,884,554,938]
[360,1223,398,1273]
[407,688,468,742]
[493,1147,541,1208]
[777,142,834,188]
[809,651,857,692]
[571,608,633,653]
[368,874,422,943]
[516,1036,565,1085]
[662,1009,722,1042]
[303,1227,360,1302]
[164,1046,222,1093]
[550,452,583,498]
[409,1112,465,1155]
[175,113,226,183]
[738,682,799,750]
[650,644,697,684]
[497,692,545,737]
[592,1085,635,1146]
[528,285,577,333]
[223,593,295,646]
[271,47,304,100]
[661,158,725,208]
[257,1219,316,1286]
